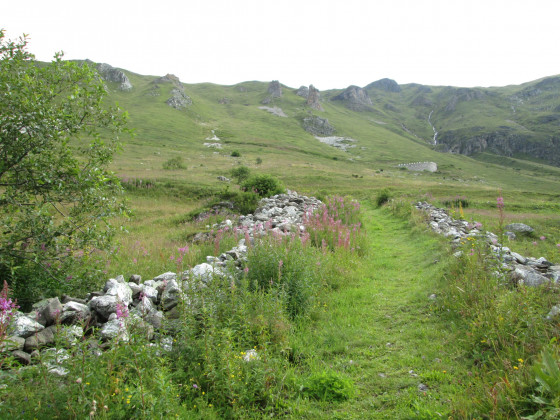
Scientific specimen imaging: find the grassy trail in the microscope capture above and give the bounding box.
[294,205,472,419]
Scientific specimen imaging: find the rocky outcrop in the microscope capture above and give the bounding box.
[96,63,132,91]
[166,89,192,109]
[436,129,560,167]
[302,115,335,136]
[261,80,282,104]
[152,74,192,110]
[306,85,323,111]
[415,202,559,287]
[366,78,401,93]
[296,86,309,98]
[332,85,373,111]
[267,80,282,97]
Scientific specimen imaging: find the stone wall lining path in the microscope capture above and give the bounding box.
[3,191,322,367]
[415,201,559,286]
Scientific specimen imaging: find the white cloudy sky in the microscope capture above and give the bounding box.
[3,0,559,90]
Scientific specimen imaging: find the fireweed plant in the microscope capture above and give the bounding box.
[303,196,366,255]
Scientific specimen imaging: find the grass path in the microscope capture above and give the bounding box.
[292,205,473,419]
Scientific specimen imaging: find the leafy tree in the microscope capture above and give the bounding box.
[231,165,251,184]
[162,156,186,169]
[242,174,285,197]
[0,31,129,303]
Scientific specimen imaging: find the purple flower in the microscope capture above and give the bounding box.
[116,301,129,319]
[497,196,504,210]
[540,236,546,241]
[192,384,198,389]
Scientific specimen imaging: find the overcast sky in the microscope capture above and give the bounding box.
[3,0,559,90]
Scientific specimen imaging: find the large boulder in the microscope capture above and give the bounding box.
[302,116,335,136]
[31,297,63,326]
[60,301,91,325]
[24,325,57,352]
[505,223,534,234]
[88,295,118,320]
[9,313,44,338]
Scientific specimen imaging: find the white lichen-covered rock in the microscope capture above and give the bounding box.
[188,263,225,283]
[153,272,177,282]
[60,301,91,324]
[58,325,84,346]
[88,295,118,319]
[547,305,560,320]
[99,319,129,342]
[31,297,63,326]
[511,265,550,287]
[9,312,44,338]
[105,283,133,306]
[160,279,183,311]
[42,348,70,376]
[505,223,534,234]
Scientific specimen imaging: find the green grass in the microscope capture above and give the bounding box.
[286,205,472,418]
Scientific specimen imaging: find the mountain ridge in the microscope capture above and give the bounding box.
[90,60,560,170]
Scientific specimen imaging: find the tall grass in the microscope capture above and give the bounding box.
[438,225,560,417]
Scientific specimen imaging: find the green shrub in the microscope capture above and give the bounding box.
[242,174,285,197]
[376,188,392,207]
[162,156,186,170]
[231,150,241,157]
[302,370,355,401]
[256,157,262,165]
[231,165,251,184]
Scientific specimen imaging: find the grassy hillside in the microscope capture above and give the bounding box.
[105,68,560,208]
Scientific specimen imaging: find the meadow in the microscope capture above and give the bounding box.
[2,70,560,418]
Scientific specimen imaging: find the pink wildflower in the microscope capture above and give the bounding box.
[497,195,504,210]
[540,236,546,241]
[116,301,129,319]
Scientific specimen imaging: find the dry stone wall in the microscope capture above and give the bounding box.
[415,201,560,286]
[3,191,322,368]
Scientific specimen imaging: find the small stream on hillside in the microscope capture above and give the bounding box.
[428,110,438,145]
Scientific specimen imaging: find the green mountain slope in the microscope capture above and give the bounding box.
[96,64,560,205]
[363,76,560,166]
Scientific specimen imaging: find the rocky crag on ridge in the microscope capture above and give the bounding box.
[95,62,132,91]
[261,80,283,104]
[152,74,192,110]
[332,85,373,111]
